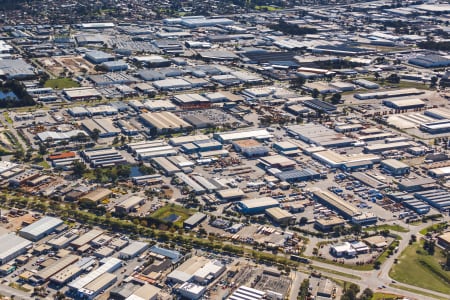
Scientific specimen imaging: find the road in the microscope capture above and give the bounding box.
[304,221,450,300]
[0,112,29,151]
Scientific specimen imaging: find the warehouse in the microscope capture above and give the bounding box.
[180,17,234,27]
[238,197,279,214]
[119,241,149,260]
[312,189,360,219]
[275,168,320,182]
[258,155,296,170]
[170,135,210,146]
[78,272,117,300]
[168,156,195,169]
[184,212,207,229]
[303,99,337,114]
[153,78,191,91]
[355,88,424,100]
[402,199,431,214]
[35,254,79,282]
[414,189,450,211]
[19,216,63,241]
[382,98,425,109]
[68,257,122,293]
[214,129,272,143]
[101,60,128,72]
[140,112,191,133]
[152,157,180,175]
[428,166,450,177]
[84,50,114,64]
[115,196,146,215]
[216,188,245,201]
[192,175,218,193]
[149,245,182,263]
[0,233,32,265]
[50,264,83,285]
[81,118,120,138]
[143,99,176,111]
[228,286,265,300]
[265,207,294,225]
[47,230,79,249]
[173,93,211,109]
[408,54,450,68]
[273,141,300,156]
[353,79,380,89]
[81,148,126,168]
[286,124,354,148]
[314,216,346,231]
[398,177,436,192]
[233,139,269,157]
[424,107,450,120]
[364,142,411,153]
[181,140,223,154]
[80,188,112,204]
[176,172,206,195]
[420,120,450,134]
[71,229,104,249]
[381,159,410,175]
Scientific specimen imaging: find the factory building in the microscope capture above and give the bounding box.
[70,229,104,249]
[414,189,450,211]
[402,199,431,214]
[68,257,122,298]
[429,166,450,177]
[232,139,269,157]
[275,168,321,182]
[84,50,114,64]
[214,129,272,143]
[152,157,180,175]
[0,233,33,265]
[238,197,279,214]
[258,155,296,170]
[272,141,300,156]
[380,159,410,175]
[216,188,245,201]
[382,98,425,110]
[265,207,295,225]
[80,188,112,204]
[420,120,450,134]
[34,254,80,283]
[81,148,126,168]
[149,245,182,263]
[314,216,346,231]
[140,112,192,133]
[184,212,207,229]
[408,54,450,68]
[355,88,424,100]
[286,124,355,148]
[312,189,377,224]
[353,79,380,89]
[364,142,411,153]
[115,196,146,215]
[119,241,149,260]
[19,216,64,241]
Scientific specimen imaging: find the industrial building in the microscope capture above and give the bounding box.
[34,254,80,283]
[382,98,425,110]
[184,212,207,229]
[128,140,177,160]
[115,196,146,215]
[152,157,180,175]
[70,229,104,249]
[258,155,296,170]
[232,139,269,157]
[265,207,294,225]
[0,233,33,265]
[140,112,192,133]
[312,149,379,170]
[420,120,450,134]
[408,54,450,68]
[228,286,265,300]
[176,172,206,195]
[216,188,245,201]
[238,197,279,214]
[354,88,424,100]
[214,129,272,143]
[119,241,149,260]
[312,189,377,224]
[286,124,354,148]
[149,245,182,263]
[314,216,346,231]
[68,257,122,298]
[80,188,112,204]
[364,142,411,153]
[275,168,321,182]
[380,159,410,175]
[19,216,64,241]
[81,148,126,168]
[414,189,450,211]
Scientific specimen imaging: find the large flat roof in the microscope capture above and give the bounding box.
[0,233,32,263]
[19,216,63,239]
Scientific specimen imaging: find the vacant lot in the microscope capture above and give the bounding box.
[389,241,450,294]
[44,78,80,89]
[150,204,192,227]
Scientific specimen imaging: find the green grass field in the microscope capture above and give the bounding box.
[150,204,193,227]
[389,284,448,300]
[44,78,80,89]
[419,222,447,235]
[363,224,409,233]
[389,242,450,294]
[371,292,402,300]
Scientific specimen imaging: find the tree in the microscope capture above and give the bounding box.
[330,93,342,104]
[358,288,374,300]
[430,76,438,88]
[90,128,101,142]
[38,143,47,156]
[311,88,320,98]
[72,161,87,177]
[386,73,400,84]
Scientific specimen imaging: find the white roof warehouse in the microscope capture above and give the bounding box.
[0,233,33,265]
[19,216,64,241]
